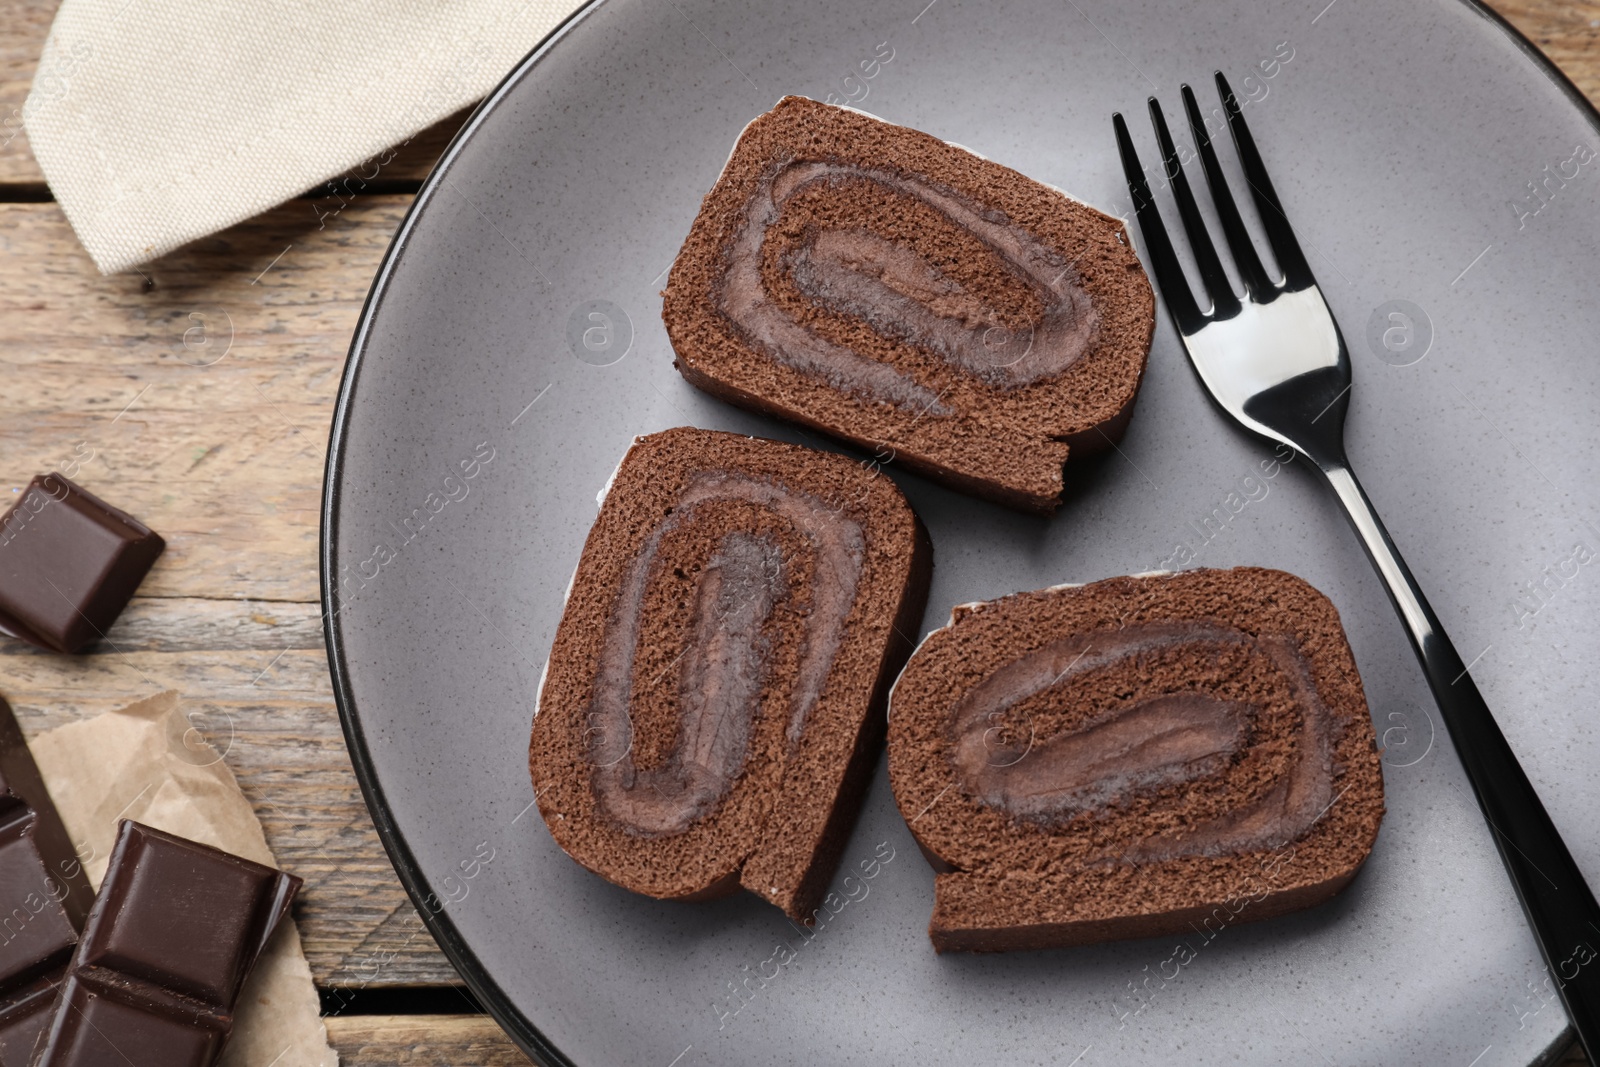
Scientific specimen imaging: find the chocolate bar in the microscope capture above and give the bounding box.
[0,696,93,1067]
[0,473,165,654]
[31,821,300,1067]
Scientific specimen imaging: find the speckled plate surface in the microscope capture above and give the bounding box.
[321,1,1600,1063]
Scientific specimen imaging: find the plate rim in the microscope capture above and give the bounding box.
[319,2,1598,1063]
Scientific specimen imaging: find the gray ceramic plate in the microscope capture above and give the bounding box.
[322,0,1600,1063]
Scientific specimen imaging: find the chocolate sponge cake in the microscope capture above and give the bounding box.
[530,428,930,921]
[662,96,1155,514]
[887,568,1384,952]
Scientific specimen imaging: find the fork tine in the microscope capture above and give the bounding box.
[1181,83,1275,300]
[1147,97,1239,320]
[1215,71,1315,291]
[1113,111,1206,335]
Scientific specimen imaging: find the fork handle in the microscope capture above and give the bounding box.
[1323,462,1600,1058]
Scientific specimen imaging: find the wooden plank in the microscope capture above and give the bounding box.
[0,194,464,985]
[0,196,412,602]
[0,650,463,985]
[325,1015,533,1066]
[0,595,329,654]
[0,0,55,185]
[1493,0,1600,107]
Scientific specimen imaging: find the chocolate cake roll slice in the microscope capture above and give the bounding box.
[662,96,1155,514]
[888,568,1384,952]
[530,427,930,921]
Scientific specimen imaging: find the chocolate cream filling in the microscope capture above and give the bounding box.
[947,622,1335,862]
[588,470,865,836]
[718,160,1099,413]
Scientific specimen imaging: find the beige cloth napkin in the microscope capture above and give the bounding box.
[24,0,584,275]
[29,690,338,1067]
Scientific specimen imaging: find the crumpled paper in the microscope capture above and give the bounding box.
[28,690,337,1067]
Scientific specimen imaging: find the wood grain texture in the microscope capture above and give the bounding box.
[325,1016,534,1066]
[0,2,1596,1063]
[0,645,457,986]
[0,0,54,185]
[1494,0,1600,105]
[0,194,465,986]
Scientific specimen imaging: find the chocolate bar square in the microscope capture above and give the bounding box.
[0,474,164,654]
[0,696,93,1067]
[0,821,78,983]
[0,979,58,1067]
[32,821,299,1067]
[82,831,280,1006]
[35,986,225,1065]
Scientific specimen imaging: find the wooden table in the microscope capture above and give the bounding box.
[0,1,1594,1063]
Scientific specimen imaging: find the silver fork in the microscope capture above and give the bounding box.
[1115,73,1600,1057]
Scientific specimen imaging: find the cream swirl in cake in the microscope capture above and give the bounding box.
[586,470,864,835]
[888,568,1384,952]
[945,621,1336,863]
[530,428,930,921]
[720,160,1100,413]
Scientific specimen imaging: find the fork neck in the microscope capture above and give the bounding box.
[1318,465,1432,643]
[1241,365,1353,474]
[1292,433,1349,475]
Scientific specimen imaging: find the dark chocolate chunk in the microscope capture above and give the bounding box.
[0,474,165,655]
[31,821,300,1067]
[0,979,58,1067]
[0,696,93,1067]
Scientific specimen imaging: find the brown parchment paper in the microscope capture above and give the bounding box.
[28,689,338,1067]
